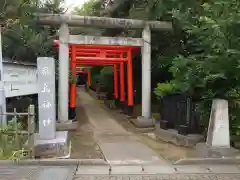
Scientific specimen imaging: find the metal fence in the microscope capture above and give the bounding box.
[0,105,35,159]
[159,94,201,135]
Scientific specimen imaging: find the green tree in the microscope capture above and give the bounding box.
[74,0,103,16]
[1,0,64,61]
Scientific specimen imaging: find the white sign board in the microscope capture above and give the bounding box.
[3,64,37,97]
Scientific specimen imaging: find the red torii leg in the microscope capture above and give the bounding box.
[113,64,119,100]
[87,70,91,87]
[120,62,125,103]
[69,46,77,120]
[127,49,134,115]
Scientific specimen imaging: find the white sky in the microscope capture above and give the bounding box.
[64,0,87,13]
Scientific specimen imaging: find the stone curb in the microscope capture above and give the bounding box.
[56,121,79,131]
[74,164,240,175]
[0,159,108,166]
[175,157,240,165]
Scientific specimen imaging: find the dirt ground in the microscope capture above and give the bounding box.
[69,104,103,159]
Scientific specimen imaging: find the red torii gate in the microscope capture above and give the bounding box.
[53,40,140,118]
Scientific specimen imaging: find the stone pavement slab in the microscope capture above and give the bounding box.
[74,174,240,180]
[174,165,210,173]
[99,141,166,165]
[1,163,240,180]
[175,157,240,165]
[75,164,240,175]
[110,165,143,175]
[0,165,77,180]
[36,166,76,180]
[142,165,176,174]
[206,165,240,173]
[76,166,110,175]
[0,165,38,180]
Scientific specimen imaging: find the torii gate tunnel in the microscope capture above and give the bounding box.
[53,41,140,117]
[36,14,172,125]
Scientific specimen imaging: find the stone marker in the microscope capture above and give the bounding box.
[192,99,239,159]
[37,57,56,139]
[206,99,230,148]
[35,57,70,158]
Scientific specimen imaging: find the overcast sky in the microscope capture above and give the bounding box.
[64,0,87,12]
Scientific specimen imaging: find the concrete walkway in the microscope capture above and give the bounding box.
[77,88,168,165]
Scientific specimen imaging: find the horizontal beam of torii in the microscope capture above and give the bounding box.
[35,13,172,30]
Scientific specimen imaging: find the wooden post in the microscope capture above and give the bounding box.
[69,46,76,120]
[28,105,35,159]
[87,70,91,87]
[70,46,76,109]
[120,62,125,102]
[14,108,20,149]
[127,50,133,106]
[113,64,119,99]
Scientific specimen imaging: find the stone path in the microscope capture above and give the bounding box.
[0,164,76,180]
[77,88,168,165]
[1,162,240,180]
[74,164,240,180]
[74,174,240,180]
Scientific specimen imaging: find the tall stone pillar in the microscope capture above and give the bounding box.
[130,25,155,128]
[0,26,6,125]
[141,25,151,118]
[58,23,69,122]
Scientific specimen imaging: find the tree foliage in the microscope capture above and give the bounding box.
[76,0,240,131]
[1,0,64,61]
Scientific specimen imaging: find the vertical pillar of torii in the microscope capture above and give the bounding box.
[141,25,151,119]
[58,23,69,122]
[0,26,6,125]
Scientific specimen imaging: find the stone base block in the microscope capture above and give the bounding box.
[130,116,155,128]
[175,157,240,165]
[154,128,203,148]
[175,143,240,165]
[34,131,71,158]
[56,120,79,131]
[135,127,155,133]
[191,143,240,158]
